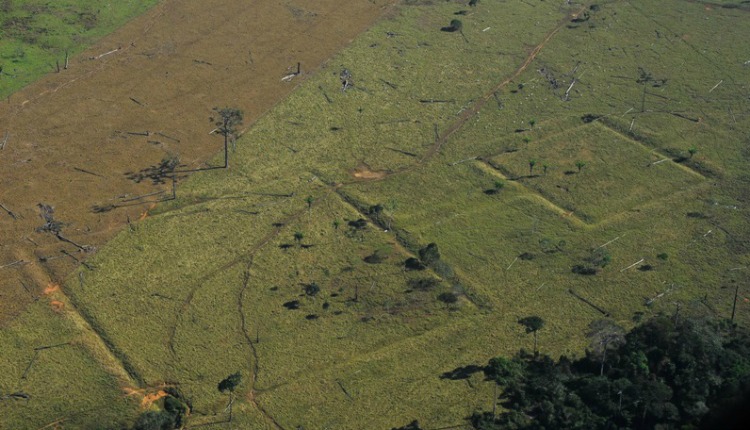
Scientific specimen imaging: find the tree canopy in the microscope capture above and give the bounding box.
[467,315,750,430]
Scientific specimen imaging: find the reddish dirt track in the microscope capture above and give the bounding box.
[0,0,396,325]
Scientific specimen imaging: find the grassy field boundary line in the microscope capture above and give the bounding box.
[339,2,595,188]
[475,159,590,228]
[332,187,490,310]
[11,248,145,390]
[594,119,709,180]
[414,2,595,167]
[60,278,146,388]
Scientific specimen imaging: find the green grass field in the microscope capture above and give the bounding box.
[0,0,159,98]
[3,0,750,428]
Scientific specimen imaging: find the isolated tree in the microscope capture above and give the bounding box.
[305,195,314,210]
[542,163,549,175]
[441,19,467,42]
[688,146,698,159]
[294,231,304,246]
[529,159,537,176]
[587,319,626,376]
[518,316,545,353]
[212,107,243,168]
[218,372,242,422]
[575,160,586,173]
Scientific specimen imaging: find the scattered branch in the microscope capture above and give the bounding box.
[708,80,723,93]
[0,260,28,269]
[90,47,121,60]
[569,289,610,316]
[1,202,18,219]
[420,99,456,104]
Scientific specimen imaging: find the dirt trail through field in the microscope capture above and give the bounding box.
[0,0,396,326]
[346,2,592,185]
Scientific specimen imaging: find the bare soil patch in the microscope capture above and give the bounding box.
[352,164,389,180]
[0,0,395,325]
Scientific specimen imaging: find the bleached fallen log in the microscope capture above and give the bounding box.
[620,258,644,272]
[645,284,675,306]
[595,236,621,250]
[506,256,518,270]
[708,80,723,93]
[564,78,576,100]
[648,158,669,166]
[90,47,121,60]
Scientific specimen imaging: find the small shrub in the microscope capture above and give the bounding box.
[483,180,505,195]
[304,283,320,296]
[391,420,424,430]
[348,218,367,230]
[590,248,611,267]
[133,411,174,430]
[404,257,426,270]
[519,252,535,261]
[572,265,598,275]
[364,250,387,264]
[539,238,565,254]
[283,300,300,310]
[305,314,319,320]
[408,278,441,291]
[657,252,669,261]
[164,395,188,428]
[418,243,440,265]
[438,292,458,304]
[432,260,454,278]
[638,264,653,271]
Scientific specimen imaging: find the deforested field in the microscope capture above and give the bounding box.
[1,0,749,429]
